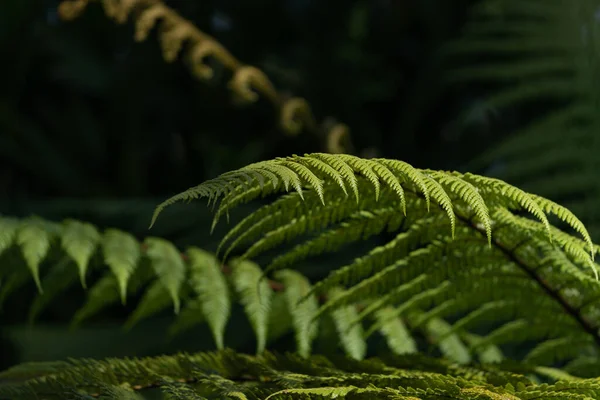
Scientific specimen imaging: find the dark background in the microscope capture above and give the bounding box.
[0,0,584,367]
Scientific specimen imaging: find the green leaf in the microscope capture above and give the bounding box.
[144,238,186,314]
[187,247,231,349]
[275,269,319,357]
[102,229,141,304]
[328,287,366,360]
[374,307,417,355]
[61,219,101,288]
[16,218,55,292]
[231,259,272,353]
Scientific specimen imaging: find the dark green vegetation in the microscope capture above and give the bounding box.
[2,0,600,399]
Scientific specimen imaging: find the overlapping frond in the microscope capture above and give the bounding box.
[446,0,600,239]
[2,348,600,400]
[5,152,600,375]
[1,215,497,361]
[0,216,312,355]
[150,153,600,369]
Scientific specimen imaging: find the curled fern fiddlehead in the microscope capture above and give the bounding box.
[57,0,354,153]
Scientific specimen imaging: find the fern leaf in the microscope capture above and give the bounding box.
[145,153,600,364]
[187,247,231,349]
[3,347,600,399]
[275,269,319,357]
[297,155,349,197]
[71,273,123,327]
[102,229,141,304]
[280,159,325,204]
[17,218,55,292]
[531,195,595,258]
[144,237,186,313]
[525,336,594,366]
[373,307,417,355]
[423,317,471,364]
[312,153,359,201]
[426,171,492,244]
[327,287,366,360]
[60,219,101,288]
[461,333,504,364]
[231,259,272,353]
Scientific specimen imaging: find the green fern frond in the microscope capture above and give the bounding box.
[274,270,319,357]
[149,153,600,369]
[144,237,186,314]
[151,154,452,234]
[231,259,273,354]
[3,215,486,361]
[4,349,600,400]
[152,154,592,254]
[60,219,101,288]
[4,154,600,370]
[102,229,141,304]
[186,247,231,349]
[16,217,57,292]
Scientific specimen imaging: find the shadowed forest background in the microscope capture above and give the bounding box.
[1,0,596,369]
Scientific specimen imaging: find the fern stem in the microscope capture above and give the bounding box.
[460,214,600,348]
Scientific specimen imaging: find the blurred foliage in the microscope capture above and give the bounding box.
[2,0,581,374]
[444,0,600,241]
[0,0,477,202]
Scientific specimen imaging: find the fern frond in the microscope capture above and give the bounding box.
[60,219,101,288]
[231,259,273,354]
[5,349,600,400]
[186,247,231,349]
[3,216,475,360]
[102,229,141,304]
[274,270,319,358]
[4,154,600,369]
[149,153,600,368]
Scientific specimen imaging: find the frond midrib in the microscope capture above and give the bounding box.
[455,210,600,347]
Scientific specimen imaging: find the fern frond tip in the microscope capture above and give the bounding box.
[149,206,162,229]
[150,185,211,228]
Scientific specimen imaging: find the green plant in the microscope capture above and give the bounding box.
[3,153,600,398]
[445,0,600,238]
[2,348,599,400]
[0,214,472,360]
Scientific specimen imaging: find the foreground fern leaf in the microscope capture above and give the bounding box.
[1,349,597,400]
[151,153,592,254]
[4,155,600,370]
[150,153,600,369]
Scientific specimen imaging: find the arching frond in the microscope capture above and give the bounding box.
[0,216,495,360]
[149,153,600,369]
[4,154,600,374]
[152,154,592,252]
